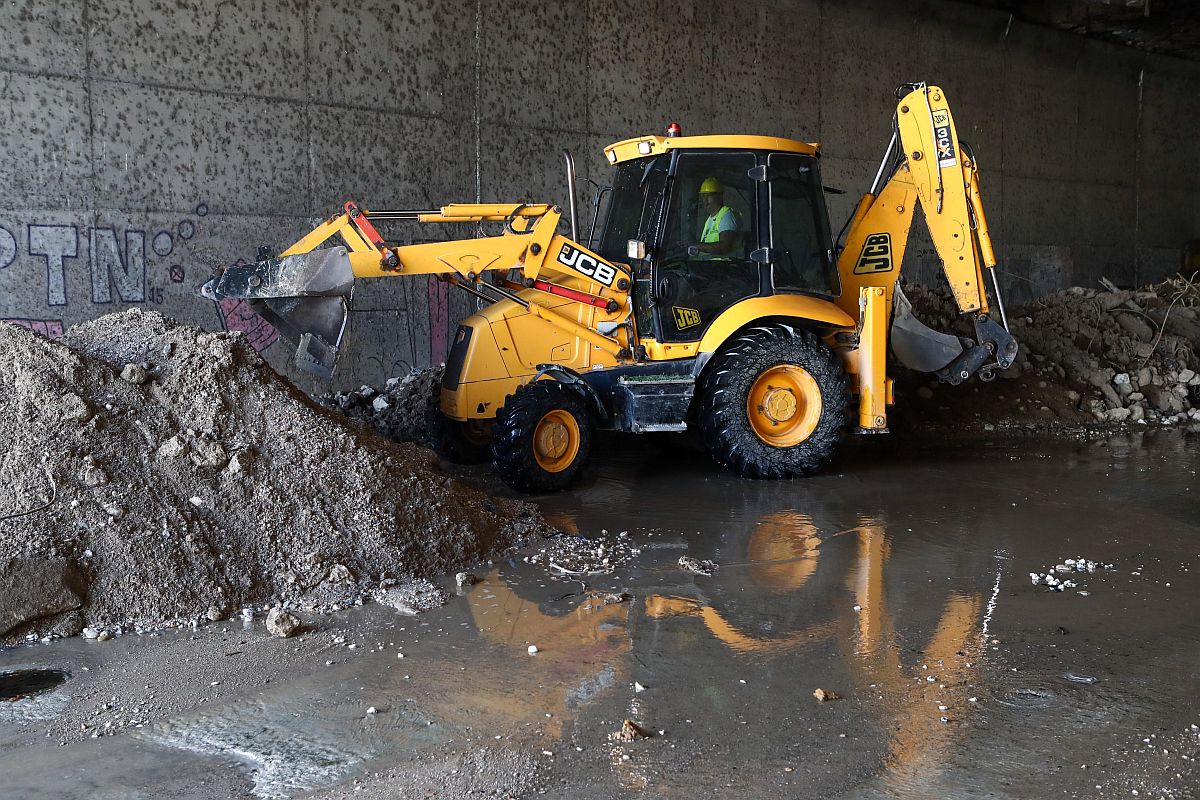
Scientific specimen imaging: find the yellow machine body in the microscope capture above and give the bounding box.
[202,82,1014,469]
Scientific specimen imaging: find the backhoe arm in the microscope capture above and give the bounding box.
[837,83,1018,392]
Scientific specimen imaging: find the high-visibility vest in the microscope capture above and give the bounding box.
[701,206,736,243]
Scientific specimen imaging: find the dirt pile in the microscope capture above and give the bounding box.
[0,310,546,642]
[895,276,1200,431]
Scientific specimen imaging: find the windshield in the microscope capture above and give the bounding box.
[596,156,669,264]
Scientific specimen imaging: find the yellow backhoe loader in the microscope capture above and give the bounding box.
[200,82,1017,493]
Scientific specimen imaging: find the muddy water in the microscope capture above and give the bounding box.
[1,430,1198,799]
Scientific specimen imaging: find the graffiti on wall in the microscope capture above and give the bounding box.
[0,202,280,354]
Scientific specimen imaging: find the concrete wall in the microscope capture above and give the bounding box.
[1,0,1198,390]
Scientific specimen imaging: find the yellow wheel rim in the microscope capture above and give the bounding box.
[747,365,822,447]
[533,409,581,473]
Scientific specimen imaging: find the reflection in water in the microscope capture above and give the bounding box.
[746,511,821,593]
[844,522,988,797]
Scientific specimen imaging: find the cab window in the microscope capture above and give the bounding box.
[768,153,839,296]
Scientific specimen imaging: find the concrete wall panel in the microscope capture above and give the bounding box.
[308,0,475,118]
[89,0,307,99]
[91,82,308,216]
[0,74,92,210]
[0,0,85,76]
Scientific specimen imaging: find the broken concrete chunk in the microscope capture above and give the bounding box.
[0,558,86,636]
[610,719,652,742]
[81,464,108,488]
[813,688,842,702]
[59,392,91,423]
[189,438,228,469]
[372,579,448,615]
[120,363,148,385]
[265,607,301,638]
[678,556,718,576]
[156,434,189,460]
[327,563,354,584]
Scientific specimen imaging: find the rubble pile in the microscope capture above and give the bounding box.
[318,367,443,448]
[902,276,1200,428]
[0,311,547,642]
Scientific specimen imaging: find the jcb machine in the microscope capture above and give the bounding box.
[202,83,1017,492]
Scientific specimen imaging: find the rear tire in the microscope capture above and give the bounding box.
[491,381,593,493]
[696,324,848,479]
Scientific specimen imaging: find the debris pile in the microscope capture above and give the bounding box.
[319,367,443,447]
[1030,558,1113,592]
[0,311,547,642]
[524,529,640,578]
[899,276,1200,429]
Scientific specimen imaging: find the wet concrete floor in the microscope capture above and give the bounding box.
[1,430,1198,798]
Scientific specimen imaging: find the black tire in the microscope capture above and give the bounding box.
[491,381,594,493]
[414,367,491,464]
[696,323,849,479]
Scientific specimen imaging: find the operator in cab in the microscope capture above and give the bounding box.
[689,177,738,260]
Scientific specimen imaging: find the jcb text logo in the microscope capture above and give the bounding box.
[932,110,956,168]
[853,233,892,274]
[557,244,618,287]
[673,306,701,329]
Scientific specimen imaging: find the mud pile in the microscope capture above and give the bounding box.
[898,276,1200,429]
[0,311,546,642]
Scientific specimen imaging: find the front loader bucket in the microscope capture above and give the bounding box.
[199,246,354,378]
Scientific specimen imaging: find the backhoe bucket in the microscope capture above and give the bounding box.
[889,285,967,373]
[198,246,354,378]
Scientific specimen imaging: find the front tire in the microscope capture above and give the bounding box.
[491,381,594,493]
[696,324,848,479]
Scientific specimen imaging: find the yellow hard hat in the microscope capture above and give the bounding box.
[700,177,723,194]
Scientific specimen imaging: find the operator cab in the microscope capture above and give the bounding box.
[594,131,840,346]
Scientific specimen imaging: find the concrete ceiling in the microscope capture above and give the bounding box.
[959,0,1200,61]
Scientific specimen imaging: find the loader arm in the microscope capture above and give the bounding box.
[836,84,1018,401]
[200,201,634,376]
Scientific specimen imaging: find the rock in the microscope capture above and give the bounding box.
[678,556,718,576]
[327,564,353,583]
[265,607,301,638]
[373,579,448,615]
[1180,368,1196,384]
[82,627,100,639]
[156,435,189,460]
[120,363,148,384]
[371,396,390,413]
[189,437,228,469]
[813,688,842,702]
[455,571,478,588]
[1113,372,1130,386]
[59,392,91,423]
[1105,407,1131,422]
[1115,311,1154,342]
[1145,385,1175,413]
[1138,367,1153,386]
[96,630,112,641]
[81,464,108,488]
[610,719,652,742]
[1129,404,1145,422]
[225,449,253,476]
[527,644,539,655]
[1098,383,1122,409]
[0,558,87,636]
[206,606,226,622]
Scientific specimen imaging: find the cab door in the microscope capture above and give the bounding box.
[652,151,764,342]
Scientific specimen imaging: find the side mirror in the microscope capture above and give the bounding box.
[627,240,647,260]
